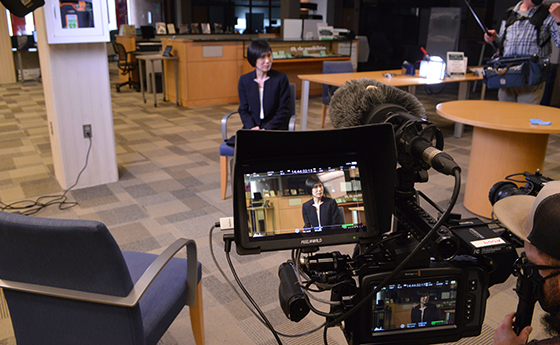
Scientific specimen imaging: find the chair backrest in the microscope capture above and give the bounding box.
[115,42,129,63]
[288,82,296,120]
[282,82,297,130]
[0,211,143,345]
[322,61,355,105]
[0,211,133,295]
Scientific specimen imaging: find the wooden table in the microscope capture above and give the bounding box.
[136,54,179,107]
[298,69,483,132]
[436,100,560,218]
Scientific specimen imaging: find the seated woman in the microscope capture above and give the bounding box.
[302,175,345,230]
[411,292,440,325]
[238,40,291,130]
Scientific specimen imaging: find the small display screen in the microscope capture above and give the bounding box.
[60,0,94,29]
[369,277,458,335]
[242,160,368,242]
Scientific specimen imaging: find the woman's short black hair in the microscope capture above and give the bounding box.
[247,40,272,67]
[305,175,323,195]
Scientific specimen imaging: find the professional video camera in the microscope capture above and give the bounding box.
[230,79,518,345]
[489,170,553,206]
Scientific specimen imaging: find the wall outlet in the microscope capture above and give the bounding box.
[83,124,92,138]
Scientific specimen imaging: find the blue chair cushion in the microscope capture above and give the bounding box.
[220,142,234,157]
[123,251,202,345]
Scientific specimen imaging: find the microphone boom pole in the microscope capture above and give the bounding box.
[464,0,497,50]
[464,0,489,35]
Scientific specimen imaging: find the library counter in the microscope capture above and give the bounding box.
[152,38,357,108]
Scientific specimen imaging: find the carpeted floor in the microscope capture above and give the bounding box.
[1,63,560,344]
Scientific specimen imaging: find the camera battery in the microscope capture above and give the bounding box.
[447,218,513,255]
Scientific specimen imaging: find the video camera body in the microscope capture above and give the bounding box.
[293,185,515,345]
[231,79,519,344]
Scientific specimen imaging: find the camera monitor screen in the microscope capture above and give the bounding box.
[233,124,397,254]
[354,266,487,345]
[370,277,458,333]
[243,159,365,239]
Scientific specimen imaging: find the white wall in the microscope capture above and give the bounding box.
[0,5,16,84]
[34,8,118,189]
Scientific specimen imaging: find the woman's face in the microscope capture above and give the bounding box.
[311,183,324,198]
[255,51,273,74]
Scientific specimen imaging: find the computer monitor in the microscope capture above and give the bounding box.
[233,124,397,255]
[140,25,156,40]
[245,13,265,33]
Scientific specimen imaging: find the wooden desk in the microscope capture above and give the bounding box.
[136,54,179,107]
[436,100,560,218]
[298,70,483,132]
[12,48,39,83]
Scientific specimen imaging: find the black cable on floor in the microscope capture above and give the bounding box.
[0,137,92,215]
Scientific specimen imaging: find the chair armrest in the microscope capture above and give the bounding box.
[0,238,198,308]
[288,114,297,131]
[222,111,238,141]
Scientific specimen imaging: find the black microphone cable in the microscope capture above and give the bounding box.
[208,225,327,341]
[222,233,283,344]
[0,136,92,215]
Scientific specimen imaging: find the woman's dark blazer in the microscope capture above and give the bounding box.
[238,69,290,130]
[302,197,344,229]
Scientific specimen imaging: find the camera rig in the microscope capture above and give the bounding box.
[274,112,519,345]
[228,92,523,344]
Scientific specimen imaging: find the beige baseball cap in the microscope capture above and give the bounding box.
[493,181,560,260]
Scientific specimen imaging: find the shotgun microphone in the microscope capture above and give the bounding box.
[328,79,460,176]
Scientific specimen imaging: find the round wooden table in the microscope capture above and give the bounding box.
[436,100,560,218]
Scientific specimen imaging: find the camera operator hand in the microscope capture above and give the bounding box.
[493,312,533,345]
[484,29,497,43]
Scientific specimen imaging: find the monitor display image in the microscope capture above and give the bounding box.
[369,276,458,334]
[243,159,367,241]
[232,125,398,254]
[353,265,489,345]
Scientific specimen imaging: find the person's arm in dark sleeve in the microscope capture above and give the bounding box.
[238,77,257,129]
[262,74,290,130]
[302,203,311,228]
[330,199,344,225]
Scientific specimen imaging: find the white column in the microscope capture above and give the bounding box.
[0,4,17,84]
[35,8,118,189]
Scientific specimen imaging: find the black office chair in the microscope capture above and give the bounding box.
[114,42,140,92]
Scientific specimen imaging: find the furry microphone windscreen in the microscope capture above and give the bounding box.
[327,78,426,128]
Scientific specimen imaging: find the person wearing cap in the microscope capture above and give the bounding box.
[493,181,560,344]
